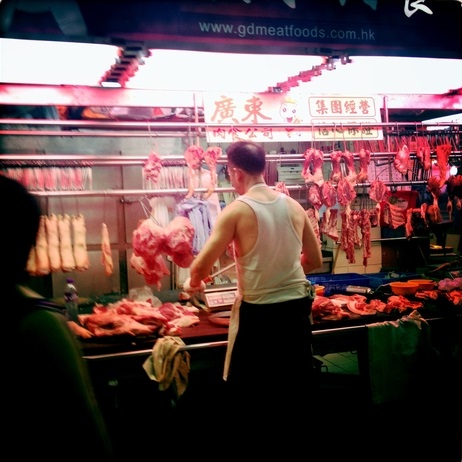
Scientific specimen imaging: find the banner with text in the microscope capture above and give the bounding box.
[203,92,383,143]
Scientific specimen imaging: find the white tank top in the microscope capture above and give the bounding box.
[235,191,310,304]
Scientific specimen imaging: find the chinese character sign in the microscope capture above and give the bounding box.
[203,93,383,143]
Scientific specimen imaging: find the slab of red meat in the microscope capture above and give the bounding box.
[275,181,290,195]
[336,178,356,206]
[143,151,163,183]
[132,218,166,266]
[83,312,159,337]
[306,208,321,246]
[307,183,323,209]
[302,148,324,185]
[184,145,204,198]
[330,150,343,183]
[356,148,370,183]
[342,150,357,183]
[369,179,391,203]
[393,145,411,175]
[130,252,170,289]
[164,216,195,268]
[436,143,452,187]
[203,146,222,199]
[321,181,337,208]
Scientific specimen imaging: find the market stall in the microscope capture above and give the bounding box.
[0,0,461,459]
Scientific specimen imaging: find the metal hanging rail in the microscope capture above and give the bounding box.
[1,118,461,129]
[1,152,461,166]
[25,180,430,198]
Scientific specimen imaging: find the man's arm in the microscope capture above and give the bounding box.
[301,213,323,274]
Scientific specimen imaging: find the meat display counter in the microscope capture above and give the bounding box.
[80,289,461,461]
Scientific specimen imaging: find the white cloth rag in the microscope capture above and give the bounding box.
[143,336,190,399]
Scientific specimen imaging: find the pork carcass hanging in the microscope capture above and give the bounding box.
[72,214,90,271]
[58,214,76,272]
[369,179,391,223]
[393,145,411,175]
[45,213,61,272]
[184,145,204,198]
[436,143,452,188]
[446,174,462,219]
[336,178,357,207]
[306,208,322,246]
[426,176,443,225]
[356,148,371,183]
[203,146,222,199]
[275,181,290,195]
[330,150,343,183]
[143,151,163,183]
[302,148,324,186]
[35,215,50,275]
[307,183,323,213]
[341,151,357,183]
[320,181,339,243]
[101,223,113,277]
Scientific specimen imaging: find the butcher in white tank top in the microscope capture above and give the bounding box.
[235,187,311,304]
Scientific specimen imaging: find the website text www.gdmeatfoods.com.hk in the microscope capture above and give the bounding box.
[196,19,376,43]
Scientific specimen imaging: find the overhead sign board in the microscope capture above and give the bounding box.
[203,92,383,143]
[2,1,461,59]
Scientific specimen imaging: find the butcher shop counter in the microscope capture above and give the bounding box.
[80,289,461,363]
[80,291,461,461]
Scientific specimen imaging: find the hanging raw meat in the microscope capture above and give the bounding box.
[336,178,357,206]
[35,215,50,276]
[393,145,411,175]
[45,213,61,272]
[58,214,76,272]
[416,144,431,171]
[320,208,339,243]
[306,208,321,246]
[132,218,166,267]
[132,218,169,289]
[446,174,462,220]
[275,181,290,195]
[26,245,37,276]
[340,204,356,264]
[302,148,324,185]
[143,151,163,183]
[307,183,323,210]
[342,151,357,183]
[427,175,441,201]
[320,181,337,208]
[184,145,204,198]
[330,150,343,183]
[164,216,195,268]
[203,146,222,199]
[426,176,443,224]
[359,209,371,267]
[369,179,391,203]
[72,214,90,271]
[356,148,371,183]
[436,143,452,187]
[101,223,114,277]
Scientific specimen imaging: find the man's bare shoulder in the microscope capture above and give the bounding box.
[285,194,307,213]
